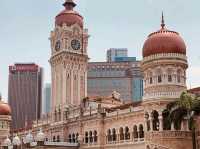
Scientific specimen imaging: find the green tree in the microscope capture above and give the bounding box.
[167,91,200,149]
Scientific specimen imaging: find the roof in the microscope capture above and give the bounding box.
[105,101,142,112]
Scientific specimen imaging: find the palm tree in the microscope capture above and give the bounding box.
[167,91,200,149]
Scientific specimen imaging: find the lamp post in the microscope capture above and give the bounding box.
[2,134,21,149]
[24,130,34,148]
[35,128,45,146]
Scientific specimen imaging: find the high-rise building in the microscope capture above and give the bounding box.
[8,63,42,130]
[107,48,128,62]
[42,83,51,115]
[88,60,143,102]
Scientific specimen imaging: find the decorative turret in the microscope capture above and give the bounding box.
[0,95,12,144]
[55,0,83,28]
[142,13,186,58]
[141,13,188,101]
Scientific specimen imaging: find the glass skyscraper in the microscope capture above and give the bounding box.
[88,61,143,102]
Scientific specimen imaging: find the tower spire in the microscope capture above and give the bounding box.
[63,0,77,10]
[161,11,165,29]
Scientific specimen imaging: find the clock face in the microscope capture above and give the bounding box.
[55,40,61,51]
[71,39,81,50]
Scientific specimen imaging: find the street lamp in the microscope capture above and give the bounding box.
[35,128,45,146]
[24,130,34,148]
[13,134,21,149]
[2,134,21,149]
[2,136,11,149]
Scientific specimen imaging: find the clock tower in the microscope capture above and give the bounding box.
[49,0,89,121]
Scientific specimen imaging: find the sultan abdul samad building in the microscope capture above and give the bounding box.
[1,0,200,149]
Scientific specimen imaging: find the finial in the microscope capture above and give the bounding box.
[161,11,165,29]
[63,0,77,10]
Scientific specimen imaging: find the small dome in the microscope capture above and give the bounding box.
[142,14,186,57]
[55,0,83,28]
[13,134,21,146]
[25,131,34,144]
[36,128,45,142]
[3,136,11,146]
[0,96,11,115]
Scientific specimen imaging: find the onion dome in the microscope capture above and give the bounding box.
[3,136,11,146]
[142,13,186,57]
[55,0,83,28]
[0,94,11,115]
[13,134,21,146]
[25,131,34,144]
[35,128,45,142]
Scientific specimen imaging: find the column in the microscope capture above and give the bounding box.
[159,115,163,131]
[181,119,184,131]
[144,113,148,132]
[185,117,189,131]
[70,70,74,105]
[159,111,163,131]
[149,116,153,131]
[171,122,175,131]
[77,71,80,105]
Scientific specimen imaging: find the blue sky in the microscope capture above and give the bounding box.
[0,0,200,100]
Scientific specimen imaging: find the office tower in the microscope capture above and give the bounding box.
[8,63,42,130]
[88,60,143,102]
[107,48,128,62]
[42,83,51,115]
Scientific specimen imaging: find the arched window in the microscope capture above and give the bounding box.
[119,127,124,140]
[107,129,112,142]
[57,135,60,142]
[68,134,72,143]
[89,131,93,143]
[139,124,144,138]
[76,133,79,143]
[112,128,117,141]
[156,69,162,83]
[133,125,138,139]
[45,138,48,142]
[53,136,56,142]
[145,112,150,131]
[177,69,181,83]
[168,75,172,82]
[58,108,61,121]
[93,131,98,143]
[148,71,153,84]
[150,77,153,84]
[167,68,173,82]
[72,133,76,143]
[152,110,159,131]
[162,110,171,130]
[125,127,130,140]
[85,132,88,143]
[158,75,162,83]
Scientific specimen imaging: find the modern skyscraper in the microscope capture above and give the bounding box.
[8,63,42,130]
[107,48,128,62]
[42,83,51,115]
[87,60,143,102]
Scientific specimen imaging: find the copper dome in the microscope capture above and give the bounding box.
[0,101,11,116]
[55,0,83,28]
[142,14,186,57]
